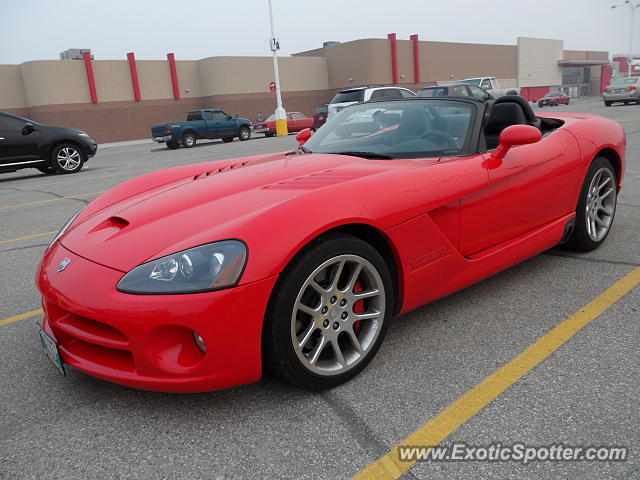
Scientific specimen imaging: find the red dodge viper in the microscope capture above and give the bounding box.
[36,96,625,392]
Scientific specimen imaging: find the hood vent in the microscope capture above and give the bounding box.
[193,160,252,180]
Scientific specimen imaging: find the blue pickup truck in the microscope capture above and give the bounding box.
[151,109,252,149]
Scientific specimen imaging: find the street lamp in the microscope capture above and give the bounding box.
[611,1,640,77]
[267,0,288,136]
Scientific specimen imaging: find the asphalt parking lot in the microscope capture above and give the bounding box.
[0,97,638,480]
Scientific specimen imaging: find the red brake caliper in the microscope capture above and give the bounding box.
[352,281,364,333]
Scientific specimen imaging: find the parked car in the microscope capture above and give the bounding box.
[151,109,252,149]
[327,86,415,118]
[461,77,519,97]
[313,104,328,130]
[0,112,97,175]
[538,92,570,107]
[417,83,494,105]
[38,95,625,392]
[253,112,314,137]
[602,77,640,106]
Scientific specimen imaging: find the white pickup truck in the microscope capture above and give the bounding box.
[460,77,519,97]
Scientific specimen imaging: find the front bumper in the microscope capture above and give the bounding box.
[36,242,278,392]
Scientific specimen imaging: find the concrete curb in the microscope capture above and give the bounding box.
[98,139,153,149]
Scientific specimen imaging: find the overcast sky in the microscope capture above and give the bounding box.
[1,0,638,64]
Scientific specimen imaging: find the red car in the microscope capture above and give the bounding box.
[253,111,314,137]
[313,104,328,130]
[36,96,625,392]
[538,92,570,107]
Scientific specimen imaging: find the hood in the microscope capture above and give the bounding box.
[60,153,414,272]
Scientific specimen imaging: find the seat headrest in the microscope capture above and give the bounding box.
[493,95,538,124]
[485,103,528,134]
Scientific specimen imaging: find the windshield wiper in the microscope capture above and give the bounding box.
[329,151,394,159]
[285,145,312,156]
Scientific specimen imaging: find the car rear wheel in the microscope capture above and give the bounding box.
[565,157,617,252]
[605,101,612,107]
[265,132,275,138]
[239,127,251,141]
[51,144,85,174]
[166,140,179,150]
[263,233,393,390]
[182,133,196,148]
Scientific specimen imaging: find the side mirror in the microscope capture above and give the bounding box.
[492,124,541,160]
[22,123,35,135]
[296,128,312,146]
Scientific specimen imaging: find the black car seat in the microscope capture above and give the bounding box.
[484,96,541,149]
[391,106,430,144]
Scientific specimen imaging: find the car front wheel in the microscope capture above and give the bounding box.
[565,157,617,252]
[51,144,85,174]
[263,234,393,390]
[239,126,251,141]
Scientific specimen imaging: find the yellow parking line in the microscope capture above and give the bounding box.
[0,308,44,327]
[353,266,640,480]
[0,191,104,211]
[0,231,56,246]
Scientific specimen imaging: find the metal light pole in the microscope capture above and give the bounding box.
[612,1,640,77]
[268,0,288,136]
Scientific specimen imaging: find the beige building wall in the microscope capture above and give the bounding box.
[321,39,392,90]
[136,60,177,100]
[518,37,563,87]
[92,61,135,102]
[0,65,27,109]
[197,56,328,96]
[19,60,92,106]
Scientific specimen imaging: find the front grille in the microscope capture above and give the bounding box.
[45,301,134,374]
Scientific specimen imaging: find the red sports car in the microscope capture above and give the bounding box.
[538,92,570,107]
[36,96,625,392]
[253,111,314,137]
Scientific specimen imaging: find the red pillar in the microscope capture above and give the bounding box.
[410,34,421,84]
[387,33,399,84]
[82,51,98,103]
[127,52,141,101]
[601,65,612,93]
[167,53,180,99]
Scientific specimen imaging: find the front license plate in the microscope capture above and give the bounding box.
[37,325,66,376]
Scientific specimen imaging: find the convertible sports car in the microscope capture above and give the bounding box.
[36,96,625,392]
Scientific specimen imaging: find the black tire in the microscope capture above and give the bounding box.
[221,137,233,143]
[263,233,394,390]
[166,140,179,150]
[37,165,56,175]
[566,99,570,105]
[605,101,611,107]
[182,132,196,148]
[265,132,275,138]
[51,143,85,174]
[238,126,251,141]
[564,157,617,252]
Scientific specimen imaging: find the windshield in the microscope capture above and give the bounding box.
[303,100,474,159]
[330,90,365,104]
[460,79,482,86]
[417,87,449,97]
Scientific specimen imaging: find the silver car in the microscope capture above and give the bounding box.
[603,77,640,106]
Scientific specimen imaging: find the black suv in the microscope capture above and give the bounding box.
[0,112,97,175]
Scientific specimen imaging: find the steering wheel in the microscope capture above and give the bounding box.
[419,130,457,149]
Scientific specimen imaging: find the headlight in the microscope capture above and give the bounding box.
[117,240,247,294]
[49,208,84,248]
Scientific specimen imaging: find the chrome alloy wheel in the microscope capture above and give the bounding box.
[56,147,81,171]
[240,128,250,140]
[184,135,195,147]
[290,254,386,376]
[585,167,616,242]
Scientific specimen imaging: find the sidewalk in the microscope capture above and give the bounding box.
[98,138,153,149]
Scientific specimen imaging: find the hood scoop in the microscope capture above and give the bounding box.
[193,160,252,180]
[86,216,130,242]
